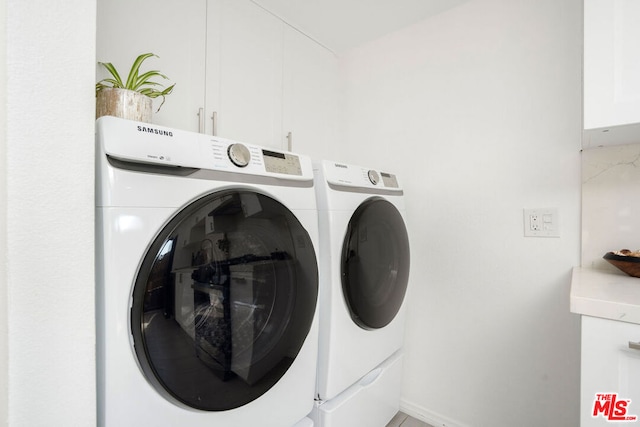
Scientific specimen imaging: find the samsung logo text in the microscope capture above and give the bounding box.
[137,126,174,137]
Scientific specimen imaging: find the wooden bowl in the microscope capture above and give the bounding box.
[603,252,640,278]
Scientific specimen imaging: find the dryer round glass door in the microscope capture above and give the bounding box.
[341,197,410,330]
[130,190,318,411]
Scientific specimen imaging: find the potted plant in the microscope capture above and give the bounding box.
[96,52,175,123]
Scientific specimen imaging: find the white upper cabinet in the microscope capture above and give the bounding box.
[214,0,284,148]
[283,26,340,159]
[97,0,338,151]
[583,0,640,147]
[96,0,207,132]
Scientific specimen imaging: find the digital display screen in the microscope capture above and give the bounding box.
[262,150,302,176]
[381,172,399,188]
[262,149,286,159]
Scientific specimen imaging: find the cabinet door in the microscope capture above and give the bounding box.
[96,0,207,132]
[581,316,640,426]
[204,0,221,136]
[216,0,284,148]
[584,0,640,130]
[282,26,341,158]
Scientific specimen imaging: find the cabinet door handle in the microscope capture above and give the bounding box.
[198,108,205,134]
[211,111,218,136]
[629,341,640,351]
[286,131,292,151]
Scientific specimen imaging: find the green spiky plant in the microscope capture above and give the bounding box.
[96,53,175,112]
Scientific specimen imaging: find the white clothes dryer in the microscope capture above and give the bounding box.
[95,116,319,427]
[311,160,410,427]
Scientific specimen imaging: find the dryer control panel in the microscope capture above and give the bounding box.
[319,160,402,192]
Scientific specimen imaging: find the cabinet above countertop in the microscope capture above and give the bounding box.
[583,0,640,149]
[582,123,640,150]
[570,267,640,324]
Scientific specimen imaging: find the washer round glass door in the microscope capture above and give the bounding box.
[341,197,410,330]
[130,190,318,411]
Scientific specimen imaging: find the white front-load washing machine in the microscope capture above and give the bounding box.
[311,160,411,427]
[95,116,319,427]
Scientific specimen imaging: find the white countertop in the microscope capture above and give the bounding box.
[570,266,640,324]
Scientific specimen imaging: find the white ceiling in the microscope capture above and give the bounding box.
[251,0,469,54]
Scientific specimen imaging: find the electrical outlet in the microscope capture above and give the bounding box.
[524,208,559,237]
[529,214,540,231]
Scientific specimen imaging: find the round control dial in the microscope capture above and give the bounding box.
[228,143,251,167]
[367,170,380,185]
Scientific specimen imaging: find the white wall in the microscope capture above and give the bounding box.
[340,0,583,425]
[3,1,96,426]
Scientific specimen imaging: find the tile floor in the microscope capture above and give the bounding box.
[386,412,434,427]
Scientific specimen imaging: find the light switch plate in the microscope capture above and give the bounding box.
[524,208,559,237]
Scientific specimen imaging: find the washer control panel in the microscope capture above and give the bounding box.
[225,143,302,175]
[97,116,312,181]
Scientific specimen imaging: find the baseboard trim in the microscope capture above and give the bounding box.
[399,398,472,427]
